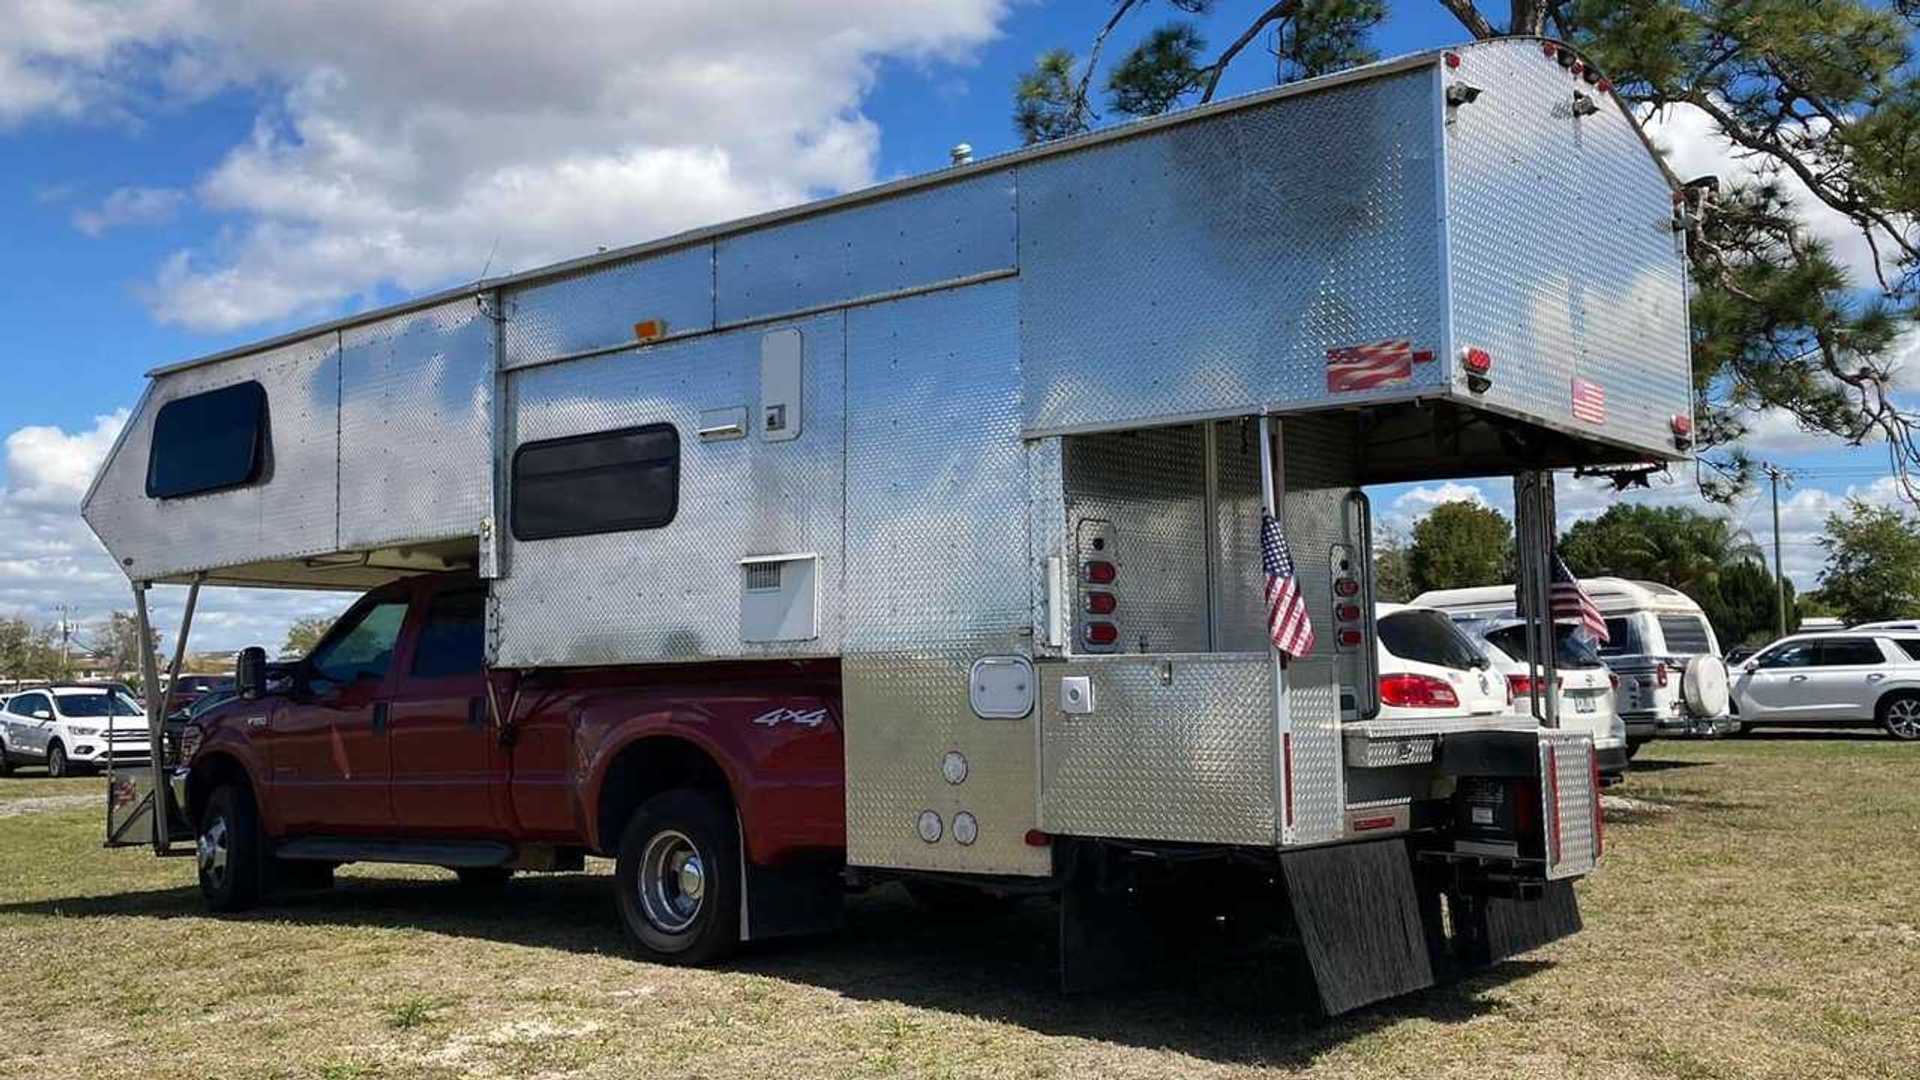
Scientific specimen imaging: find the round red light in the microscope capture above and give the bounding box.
[1085,621,1119,646]
[1334,578,1361,597]
[1597,79,1613,93]
[1336,603,1361,622]
[1338,629,1364,648]
[1086,591,1117,615]
[1542,42,1557,58]
[1085,560,1116,585]
[1570,61,1584,76]
[1444,52,1461,69]
[1461,346,1493,374]
[1670,414,1694,436]
[1024,829,1052,847]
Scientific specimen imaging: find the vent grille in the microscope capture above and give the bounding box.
[744,562,783,592]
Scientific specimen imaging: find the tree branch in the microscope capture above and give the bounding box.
[1200,1,1298,103]
[1438,0,1498,40]
[1074,0,1149,129]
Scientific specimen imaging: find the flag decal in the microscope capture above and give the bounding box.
[1571,377,1607,425]
[1326,339,1432,393]
[1262,512,1316,659]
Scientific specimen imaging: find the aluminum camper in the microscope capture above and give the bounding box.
[84,38,1689,1014]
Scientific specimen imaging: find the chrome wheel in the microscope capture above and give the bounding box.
[1886,697,1920,741]
[637,829,706,934]
[198,814,230,890]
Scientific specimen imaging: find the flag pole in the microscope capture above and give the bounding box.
[1258,411,1295,844]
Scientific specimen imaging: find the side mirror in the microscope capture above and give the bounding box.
[1742,660,1758,673]
[236,647,269,700]
[33,710,52,721]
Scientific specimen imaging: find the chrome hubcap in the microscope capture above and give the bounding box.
[1889,700,1920,739]
[638,829,706,934]
[198,815,230,887]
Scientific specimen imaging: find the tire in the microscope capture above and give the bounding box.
[197,783,262,912]
[613,789,740,965]
[1879,693,1920,742]
[455,867,515,890]
[45,742,68,779]
[1624,740,1646,761]
[0,739,13,777]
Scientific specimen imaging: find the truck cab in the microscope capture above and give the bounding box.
[179,572,847,962]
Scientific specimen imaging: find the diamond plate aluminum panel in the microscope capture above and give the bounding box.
[493,312,845,666]
[716,174,1016,326]
[1063,426,1211,654]
[1040,655,1275,845]
[1020,67,1446,434]
[1279,414,1361,844]
[1026,438,1068,659]
[1542,729,1599,880]
[338,300,494,550]
[840,280,1046,875]
[82,334,341,582]
[1444,40,1689,457]
[500,243,715,370]
[1211,418,1268,651]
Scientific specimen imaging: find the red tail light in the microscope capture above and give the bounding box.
[1508,674,1537,699]
[1655,663,1670,688]
[1085,591,1117,615]
[1085,622,1118,646]
[1379,673,1460,708]
[1609,672,1620,691]
[1085,560,1116,585]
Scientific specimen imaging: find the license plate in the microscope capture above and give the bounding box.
[1574,695,1597,713]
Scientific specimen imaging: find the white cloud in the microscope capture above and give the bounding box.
[0,413,343,658]
[6,1,1010,330]
[71,185,185,236]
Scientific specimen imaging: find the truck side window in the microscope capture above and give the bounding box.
[412,589,487,679]
[309,601,409,692]
[511,423,679,541]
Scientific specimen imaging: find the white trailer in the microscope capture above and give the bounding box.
[85,39,1689,1013]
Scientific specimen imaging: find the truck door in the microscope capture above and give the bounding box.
[271,593,408,832]
[387,584,497,834]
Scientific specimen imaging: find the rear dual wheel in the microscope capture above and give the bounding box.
[614,790,740,966]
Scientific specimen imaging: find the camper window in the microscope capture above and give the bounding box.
[512,424,679,541]
[1596,617,1644,657]
[1656,615,1712,654]
[145,381,269,499]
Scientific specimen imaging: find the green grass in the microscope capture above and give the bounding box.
[0,733,1916,1079]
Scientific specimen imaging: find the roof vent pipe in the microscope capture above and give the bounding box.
[950,143,974,166]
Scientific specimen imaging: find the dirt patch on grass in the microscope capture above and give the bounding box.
[0,794,95,818]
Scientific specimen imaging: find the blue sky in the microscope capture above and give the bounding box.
[0,1,1911,653]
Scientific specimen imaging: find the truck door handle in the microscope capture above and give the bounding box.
[1867,673,1886,682]
[1788,675,1808,683]
[372,702,391,734]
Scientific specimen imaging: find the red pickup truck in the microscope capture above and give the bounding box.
[180,571,847,963]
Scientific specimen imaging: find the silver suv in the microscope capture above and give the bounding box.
[0,686,151,777]
[1730,633,1920,740]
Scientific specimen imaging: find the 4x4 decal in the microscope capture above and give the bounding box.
[751,707,828,729]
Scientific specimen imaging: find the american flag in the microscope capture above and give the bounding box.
[1326,339,1433,393]
[1262,512,1316,658]
[1550,555,1609,643]
[1571,377,1607,425]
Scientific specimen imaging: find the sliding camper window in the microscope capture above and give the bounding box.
[146,381,270,499]
[511,424,679,541]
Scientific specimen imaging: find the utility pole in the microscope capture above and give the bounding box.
[1765,465,1786,638]
[56,604,73,676]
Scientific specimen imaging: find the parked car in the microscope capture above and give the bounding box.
[1851,619,1920,633]
[1414,578,1733,752]
[1370,604,1509,720]
[1729,632,1920,740]
[1458,618,1630,781]
[0,686,152,777]
[1724,644,1761,667]
[163,674,235,717]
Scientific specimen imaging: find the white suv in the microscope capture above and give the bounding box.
[1459,618,1630,780]
[0,686,152,778]
[1371,604,1509,720]
[1731,633,1920,740]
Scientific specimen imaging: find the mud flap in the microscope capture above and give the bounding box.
[1057,868,1156,994]
[1280,840,1436,1015]
[1451,879,1581,969]
[741,858,844,942]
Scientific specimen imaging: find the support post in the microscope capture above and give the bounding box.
[131,583,165,852]
[1512,471,1559,728]
[1257,413,1295,843]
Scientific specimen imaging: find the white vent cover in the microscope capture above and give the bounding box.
[740,553,817,642]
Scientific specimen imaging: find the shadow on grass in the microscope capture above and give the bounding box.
[1733,728,1894,743]
[1621,758,1709,774]
[0,876,1543,1066]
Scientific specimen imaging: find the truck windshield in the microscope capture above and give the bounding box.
[1483,624,1607,669]
[59,693,144,718]
[1379,610,1483,670]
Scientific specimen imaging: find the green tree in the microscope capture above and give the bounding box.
[1700,557,1797,646]
[1559,504,1764,603]
[1372,523,1414,602]
[281,616,336,660]
[88,612,163,692]
[1815,499,1920,623]
[1408,500,1513,593]
[1018,1,1920,500]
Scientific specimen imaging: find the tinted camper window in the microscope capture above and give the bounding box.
[512,424,679,541]
[146,381,270,499]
